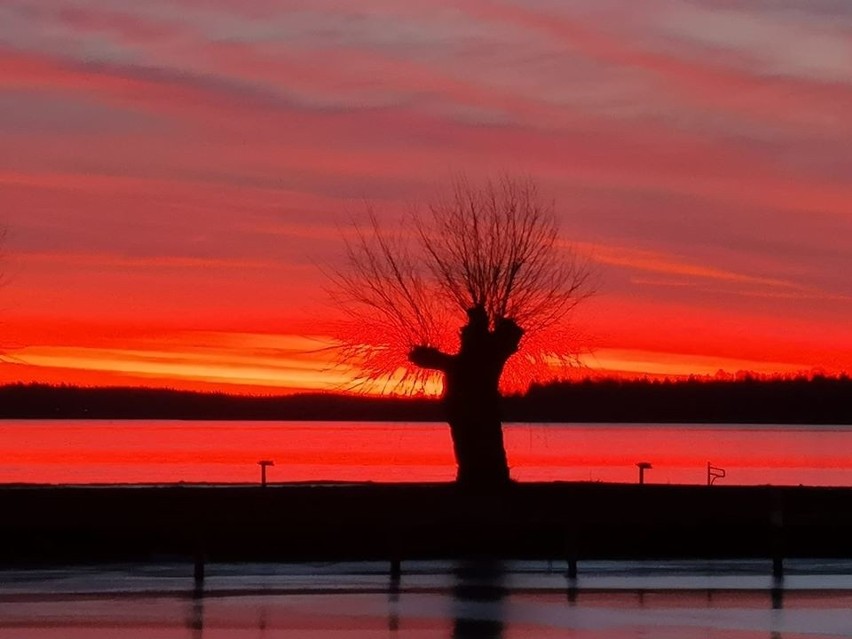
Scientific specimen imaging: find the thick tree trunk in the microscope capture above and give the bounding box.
[410,306,522,490]
[444,359,509,488]
[446,407,509,488]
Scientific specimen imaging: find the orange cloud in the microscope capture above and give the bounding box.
[3,330,348,393]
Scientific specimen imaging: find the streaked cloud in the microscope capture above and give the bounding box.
[580,241,798,289]
[1,0,850,387]
[16,251,277,270]
[4,330,348,392]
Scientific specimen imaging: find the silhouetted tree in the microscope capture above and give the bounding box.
[330,176,592,488]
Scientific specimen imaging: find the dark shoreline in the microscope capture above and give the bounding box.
[2,482,851,565]
[1,377,851,423]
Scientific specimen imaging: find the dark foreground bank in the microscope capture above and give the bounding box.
[2,482,851,565]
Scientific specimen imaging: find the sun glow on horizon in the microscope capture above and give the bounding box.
[579,348,809,380]
[0,322,839,397]
[1,329,346,394]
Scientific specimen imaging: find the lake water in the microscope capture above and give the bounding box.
[3,421,852,635]
[2,420,851,486]
[1,560,851,638]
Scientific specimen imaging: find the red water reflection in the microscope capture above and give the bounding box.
[1,588,851,638]
[1,421,851,486]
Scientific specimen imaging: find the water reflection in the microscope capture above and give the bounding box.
[566,578,578,605]
[770,576,785,639]
[188,595,204,639]
[388,564,401,633]
[258,605,270,637]
[4,562,852,638]
[451,560,508,638]
[771,577,785,610]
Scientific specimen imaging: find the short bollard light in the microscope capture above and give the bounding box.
[636,461,652,485]
[258,460,274,487]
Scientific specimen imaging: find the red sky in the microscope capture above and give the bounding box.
[1,0,851,394]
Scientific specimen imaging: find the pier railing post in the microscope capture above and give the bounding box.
[770,491,785,579]
[565,528,579,579]
[567,555,578,579]
[193,549,206,588]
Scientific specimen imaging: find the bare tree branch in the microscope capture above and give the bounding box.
[328,175,594,393]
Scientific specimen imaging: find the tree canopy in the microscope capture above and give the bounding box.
[329,175,592,393]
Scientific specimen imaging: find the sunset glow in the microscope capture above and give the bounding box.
[2,1,851,393]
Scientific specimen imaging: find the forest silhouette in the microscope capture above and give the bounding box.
[1,375,848,423]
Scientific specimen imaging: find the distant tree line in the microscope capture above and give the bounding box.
[510,375,852,424]
[0,383,441,421]
[0,375,849,424]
